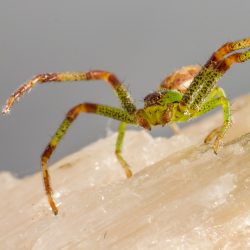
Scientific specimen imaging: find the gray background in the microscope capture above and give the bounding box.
[0,0,249,177]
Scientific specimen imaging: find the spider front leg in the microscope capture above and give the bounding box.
[181,38,250,110]
[205,38,250,68]
[41,103,135,215]
[2,70,136,115]
[188,47,250,111]
[179,42,250,154]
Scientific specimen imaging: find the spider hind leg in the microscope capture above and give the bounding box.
[115,122,133,178]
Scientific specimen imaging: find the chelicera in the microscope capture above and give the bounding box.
[3,38,250,215]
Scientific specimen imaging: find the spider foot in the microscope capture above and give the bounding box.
[204,126,226,154]
[116,153,133,178]
[48,195,58,215]
[124,166,133,178]
[213,136,224,154]
[204,126,223,144]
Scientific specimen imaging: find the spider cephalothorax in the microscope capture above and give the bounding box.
[3,38,250,215]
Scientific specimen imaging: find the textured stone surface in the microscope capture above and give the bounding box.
[1,94,250,249]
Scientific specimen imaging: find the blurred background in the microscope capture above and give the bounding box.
[0,0,249,177]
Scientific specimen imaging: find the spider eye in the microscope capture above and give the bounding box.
[144,91,165,107]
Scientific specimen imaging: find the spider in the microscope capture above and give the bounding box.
[2,38,250,215]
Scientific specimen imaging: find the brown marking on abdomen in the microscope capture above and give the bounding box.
[160,65,201,93]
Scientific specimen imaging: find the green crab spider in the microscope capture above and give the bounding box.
[2,38,250,215]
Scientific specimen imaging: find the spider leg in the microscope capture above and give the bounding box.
[192,87,231,153]
[205,38,250,68]
[41,103,135,215]
[179,66,221,110]
[204,126,223,144]
[115,122,132,178]
[180,48,250,111]
[2,70,136,115]
[216,49,250,74]
[169,123,181,134]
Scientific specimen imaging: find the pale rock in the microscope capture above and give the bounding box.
[1,94,250,249]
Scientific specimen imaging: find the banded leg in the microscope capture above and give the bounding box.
[41,103,135,215]
[181,48,250,111]
[204,126,223,144]
[180,67,222,111]
[181,38,250,109]
[2,70,136,115]
[216,49,250,73]
[115,122,132,178]
[192,87,231,153]
[190,48,250,110]
[205,38,250,68]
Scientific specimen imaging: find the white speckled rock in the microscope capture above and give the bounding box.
[1,94,250,249]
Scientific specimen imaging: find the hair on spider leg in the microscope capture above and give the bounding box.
[121,81,133,97]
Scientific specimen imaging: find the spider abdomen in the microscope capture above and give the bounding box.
[160,65,201,93]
